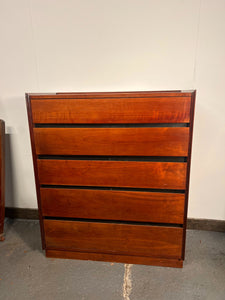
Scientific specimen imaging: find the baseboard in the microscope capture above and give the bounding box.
[5,207,39,220]
[187,218,225,232]
[5,207,225,232]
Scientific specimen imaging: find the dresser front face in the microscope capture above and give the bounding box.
[26,91,195,268]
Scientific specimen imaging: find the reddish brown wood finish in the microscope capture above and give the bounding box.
[46,250,183,268]
[41,188,185,224]
[38,160,187,190]
[31,97,191,124]
[44,220,183,258]
[0,120,5,241]
[34,127,189,157]
[26,91,196,268]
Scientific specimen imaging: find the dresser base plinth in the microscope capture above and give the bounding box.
[46,250,183,268]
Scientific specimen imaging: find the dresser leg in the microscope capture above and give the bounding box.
[0,233,5,241]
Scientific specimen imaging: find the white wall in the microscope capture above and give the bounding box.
[0,0,224,219]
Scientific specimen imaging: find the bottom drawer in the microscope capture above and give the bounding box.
[44,220,183,259]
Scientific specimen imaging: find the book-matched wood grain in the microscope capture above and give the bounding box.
[44,220,183,259]
[34,127,189,157]
[31,97,191,124]
[38,160,187,190]
[0,120,5,241]
[41,188,185,224]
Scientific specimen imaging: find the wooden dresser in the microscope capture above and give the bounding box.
[26,91,195,268]
[0,120,5,241]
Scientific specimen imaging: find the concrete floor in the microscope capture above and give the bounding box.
[0,219,225,300]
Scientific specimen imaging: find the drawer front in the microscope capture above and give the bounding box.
[37,160,187,190]
[44,220,183,259]
[41,188,185,224]
[31,96,191,124]
[34,127,189,157]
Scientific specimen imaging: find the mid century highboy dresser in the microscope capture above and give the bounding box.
[26,91,195,268]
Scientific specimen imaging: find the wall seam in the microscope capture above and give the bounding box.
[193,0,202,87]
[28,0,40,92]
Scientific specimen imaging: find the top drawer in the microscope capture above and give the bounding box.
[29,94,192,124]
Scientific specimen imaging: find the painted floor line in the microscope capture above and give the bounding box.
[123,264,133,300]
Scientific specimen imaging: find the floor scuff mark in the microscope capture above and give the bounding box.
[123,264,133,300]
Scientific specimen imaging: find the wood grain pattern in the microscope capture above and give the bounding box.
[38,160,187,190]
[31,97,191,124]
[34,127,189,157]
[0,120,5,241]
[26,90,196,267]
[41,188,185,224]
[44,220,183,258]
[46,250,183,268]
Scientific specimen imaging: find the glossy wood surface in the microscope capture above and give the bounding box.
[31,97,191,124]
[41,188,185,224]
[46,250,183,268]
[26,90,196,267]
[34,127,189,156]
[0,121,5,241]
[44,220,183,258]
[38,160,187,189]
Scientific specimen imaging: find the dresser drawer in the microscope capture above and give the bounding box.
[38,160,187,190]
[44,219,183,259]
[41,188,185,224]
[34,127,189,157]
[30,96,191,124]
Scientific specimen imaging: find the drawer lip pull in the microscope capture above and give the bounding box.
[40,185,186,193]
[34,123,190,128]
[38,155,188,162]
[43,216,184,228]
[40,184,185,194]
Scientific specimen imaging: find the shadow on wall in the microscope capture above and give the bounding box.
[4,131,42,251]
[5,133,16,208]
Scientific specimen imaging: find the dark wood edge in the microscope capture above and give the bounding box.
[56,90,184,94]
[5,208,225,232]
[26,94,46,249]
[27,90,194,99]
[0,120,5,241]
[182,91,196,259]
[46,250,183,268]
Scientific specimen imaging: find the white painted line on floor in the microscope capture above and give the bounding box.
[123,264,133,300]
